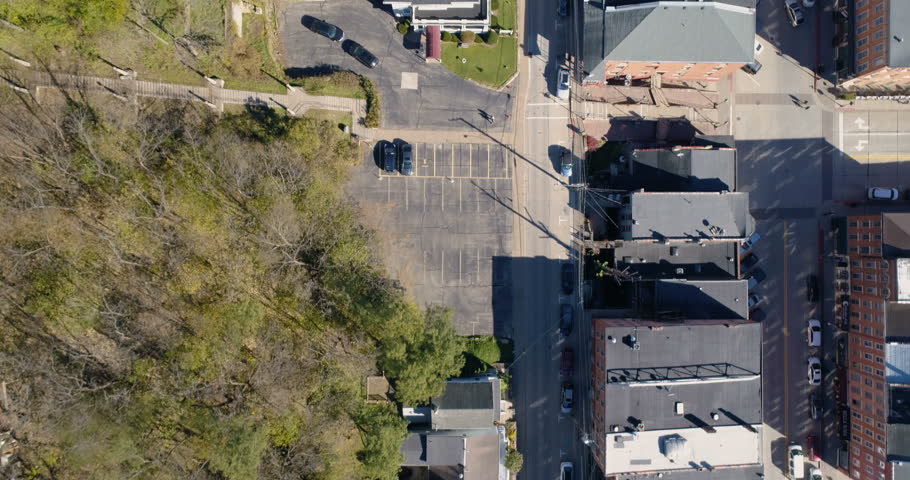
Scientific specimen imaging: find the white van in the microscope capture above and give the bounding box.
[788,444,805,479]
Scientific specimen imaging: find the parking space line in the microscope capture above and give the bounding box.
[441,250,445,286]
[459,250,463,285]
[459,178,463,212]
[423,178,427,212]
[451,144,455,178]
[433,144,437,177]
[441,178,445,211]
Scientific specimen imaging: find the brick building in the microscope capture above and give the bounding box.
[841,212,910,479]
[837,0,910,91]
[580,0,756,84]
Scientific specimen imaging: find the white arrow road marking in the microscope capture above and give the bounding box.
[854,116,869,130]
[854,139,869,151]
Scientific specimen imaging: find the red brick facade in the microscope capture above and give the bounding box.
[841,0,910,90]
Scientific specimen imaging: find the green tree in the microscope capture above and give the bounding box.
[382,307,465,405]
[200,416,270,480]
[1,0,127,41]
[505,448,524,472]
[356,403,409,480]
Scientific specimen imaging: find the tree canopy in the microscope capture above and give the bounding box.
[0,92,463,479]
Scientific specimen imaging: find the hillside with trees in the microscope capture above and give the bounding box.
[0,90,464,479]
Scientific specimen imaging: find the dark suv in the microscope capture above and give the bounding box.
[303,16,344,42]
[347,41,380,68]
[560,304,573,336]
[383,142,397,173]
[400,143,414,176]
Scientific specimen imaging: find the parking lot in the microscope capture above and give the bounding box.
[279,0,515,130]
[349,141,515,336]
[835,110,910,202]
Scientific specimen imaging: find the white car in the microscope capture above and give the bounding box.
[557,67,570,100]
[809,467,823,480]
[868,187,900,201]
[807,357,822,385]
[807,319,821,347]
[560,462,574,480]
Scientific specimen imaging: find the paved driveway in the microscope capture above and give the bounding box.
[279,0,516,130]
[348,141,514,336]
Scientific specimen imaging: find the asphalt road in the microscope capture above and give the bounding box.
[509,0,585,478]
[279,0,515,130]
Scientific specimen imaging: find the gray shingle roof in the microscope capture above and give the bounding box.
[621,191,753,241]
[400,429,501,480]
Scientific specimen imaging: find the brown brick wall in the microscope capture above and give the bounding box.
[602,60,743,82]
[843,0,910,90]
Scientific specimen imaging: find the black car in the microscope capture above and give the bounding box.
[809,393,821,420]
[303,16,344,42]
[400,143,414,176]
[742,253,760,271]
[561,262,574,295]
[382,142,397,173]
[742,59,762,75]
[560,304,573,336]
[557,0,568,16]
[806,274,819,302]
[348,41,380,68]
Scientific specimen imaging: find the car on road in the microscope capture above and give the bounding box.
[788,443,805,479]
[810,392,821,420]
[346,41,380,68]
[561,262,574,294]
[806,274,819,302]
[560,348,574,377]
[807,319,821,347]
[557,0,568,17]
[382,142,397,173]
[785,0,805,26]
[806,435,820,461]
[560,462,574,480]
[561,383,574,414]
[740,232,761,255]
[807,357,822,385]
[808,467,823,480]
[747,268,767,290]
[742,59,762,75]
[303,16,344,42]
[868,187,900,201]
[560,150,573,177]
[742,253,760,271]
[399,143,414,176]
[748,293,762,310]
[557,66,571,99]
[560,304,574,336]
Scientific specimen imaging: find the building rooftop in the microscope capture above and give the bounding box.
[618,146,736,192]
[890,425,910,462]
[597,321,762,475]
[621,192,753,242]
[652,279,750,320]
[886,344,910,384]
[889,385,910,424]
[898,259,910,303]
[430,377,500,430]
[613,242,738,280]
[889,3,910,68]
[400,429,501,480]
[883,213,910,257]
[887,302,910,341]
[581,1,755,81]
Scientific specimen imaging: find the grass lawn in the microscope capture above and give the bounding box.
[441,36,517,88]
[305,109,353,131]
[492,0,517,30]
[291,71,367,99]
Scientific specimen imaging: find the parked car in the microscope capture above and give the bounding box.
[557,66,571,99]
[560,150,573,177]
[808,467,823,480]
[807,319,821,347]
[561,383,574,414]
[809,392,821,420]
[788,443,805,479]
[560,304,574,336]
[557,0,568,17]
[806,274,819,302]
[868,187,900,201]
[785,0,805,26]
[748,293,762,310]
[347,41,380,68]
[742,59,763,75]
[740,232,761,254]
[400,143,414,176]
[747,268,767,290]
[560,462,574,480]
[561,262,574,295]
[382,142,397,173]
[742,253,760,271]
[303,16,344,42]
[806,435,820,461]
[560,348,574,377]
[807,357,822,385]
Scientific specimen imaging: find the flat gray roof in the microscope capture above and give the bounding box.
[625,147,736,192]
[654,279,749,320]
[883,213,910,257]
[887,302,910,341]
[890,2,910,68]
[599,322,762,431]
[622,192,753,241]
[431,377,500,430]
[887,344,910,384]
[614,242,738,280]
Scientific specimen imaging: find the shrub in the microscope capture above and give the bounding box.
[459,31,476,44]
[441,31,457,42]
[397,20,411,35]
[484,30,499,45]
[505,449,523,473]
[840,91,857,100]
[361,77,381,128]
